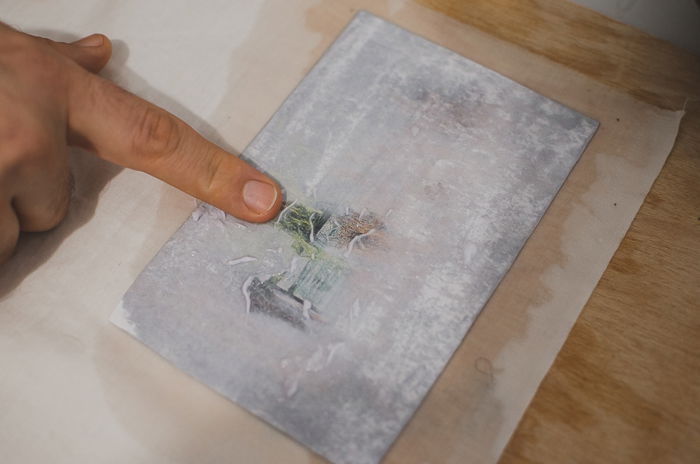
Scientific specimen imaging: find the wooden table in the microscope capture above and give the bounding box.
[418,1,700,462]
[1,2,696,463]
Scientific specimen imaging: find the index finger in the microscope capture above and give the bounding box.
[66,70,283,222]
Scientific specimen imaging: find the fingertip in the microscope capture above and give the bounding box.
[63,33,112,72]
[81,33,112,70]
[98,34,113,70]
[241,177,283,222]
[71,33,104,48]
[94,33,112,59]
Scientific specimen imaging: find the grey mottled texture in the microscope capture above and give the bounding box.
[112,11,597,464]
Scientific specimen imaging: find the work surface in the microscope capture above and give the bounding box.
[1,1,698,463]
[428,1,700,462]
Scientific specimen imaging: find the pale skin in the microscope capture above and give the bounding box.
[0,24,284,264]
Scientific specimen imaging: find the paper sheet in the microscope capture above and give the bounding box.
[112,12,597,464]
[0,1,683,463]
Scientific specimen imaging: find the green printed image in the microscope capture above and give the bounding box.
[245,202,385,331]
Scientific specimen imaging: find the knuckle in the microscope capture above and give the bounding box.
[0,213,19,265]
[24,207,65,232]
[41,187,71,231]
[200,148,224,193]
[34,170,72,232]
[38,201,69,231]
[130,106,182,162]
[16,181,71,233]
[53,175,73,222]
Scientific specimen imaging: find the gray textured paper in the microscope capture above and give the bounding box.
[112,11,597,464]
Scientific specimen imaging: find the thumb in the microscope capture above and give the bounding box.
[66,71,283,222]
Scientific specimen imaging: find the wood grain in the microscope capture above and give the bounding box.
[417,0,700,108]
[417,0,700,462]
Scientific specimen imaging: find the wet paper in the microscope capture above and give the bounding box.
[113,12,597,464]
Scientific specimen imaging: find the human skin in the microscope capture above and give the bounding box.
[0,23,283,264]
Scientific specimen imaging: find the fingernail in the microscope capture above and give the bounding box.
[242,180,277,214]
[73,34,103,47]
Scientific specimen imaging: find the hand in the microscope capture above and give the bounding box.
[0,23,283,264]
